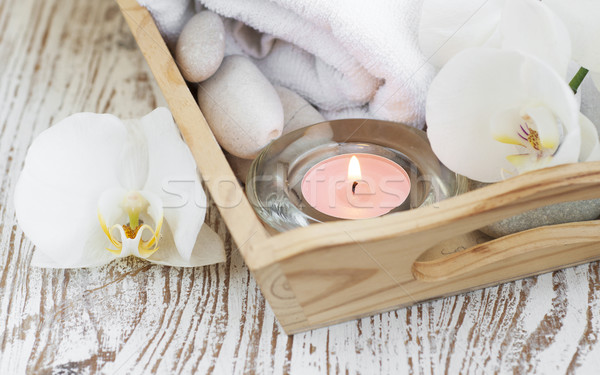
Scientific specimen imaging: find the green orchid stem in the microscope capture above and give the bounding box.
[569,67,589,94]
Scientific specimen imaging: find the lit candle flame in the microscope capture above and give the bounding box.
[348,155,361,181]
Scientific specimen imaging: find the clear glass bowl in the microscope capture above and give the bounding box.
[246,119,467,232]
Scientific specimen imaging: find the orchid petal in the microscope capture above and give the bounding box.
[30,226,116,268]
[490,107,525,145]
[98,188,128,229]
[139,108,206,262]
[544,0,600,72]
[418,0,505,68]
[137,190,164,258]
[579,113,600,162]
[544,129,580,167]
[426,48,580,182]
[505,154,537,173]
[98,188,128,254]
[147,223,225,267]
[118,120,149,191]
[506,154,557,176]
[500,0,571,77]
[15,113,126,266]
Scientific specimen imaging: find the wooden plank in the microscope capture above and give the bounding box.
[413,221,600,281]
[115,0,270,254]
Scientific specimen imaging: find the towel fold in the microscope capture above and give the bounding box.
[141,0,435,128]
[202,0,434,127]
[223,25,377,113]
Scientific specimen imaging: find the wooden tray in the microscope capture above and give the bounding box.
[117,0,600,334]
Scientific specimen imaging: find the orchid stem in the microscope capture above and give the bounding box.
[569,67,589,94]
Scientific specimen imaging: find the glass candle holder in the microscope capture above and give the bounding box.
[246,119,467,232]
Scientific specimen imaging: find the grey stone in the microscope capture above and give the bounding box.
[176,11,225,83]
[469,180,600,238]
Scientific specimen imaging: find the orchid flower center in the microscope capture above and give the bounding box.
[522,126,539,150]
[513,123,549,156]
[492,106,562,174]
[97,191,163,259]
[121,191,148,236]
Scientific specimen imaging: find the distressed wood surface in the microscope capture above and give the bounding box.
[1,0,600,373]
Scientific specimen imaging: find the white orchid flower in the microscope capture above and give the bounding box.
[544,0,600,75]
[419,0,571,76]
[14,107,225,268]
[579,112,600,162]
[426,48,600,183]
[544,0,600,94]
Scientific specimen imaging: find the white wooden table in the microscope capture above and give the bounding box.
[1,0,600,373]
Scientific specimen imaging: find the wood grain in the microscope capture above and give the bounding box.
[2,0,600,373]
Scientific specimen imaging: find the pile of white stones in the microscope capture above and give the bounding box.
[175,11,325,180]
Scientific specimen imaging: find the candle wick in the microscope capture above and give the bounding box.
[352,181,358,194]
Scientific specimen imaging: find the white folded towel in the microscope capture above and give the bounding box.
[203,0,434,128]
[141,0,435,128]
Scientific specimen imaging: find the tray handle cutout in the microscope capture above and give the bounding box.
[412,220,600,282]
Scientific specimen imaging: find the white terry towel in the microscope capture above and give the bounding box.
[202,0,435,128]
[142,0,435,128]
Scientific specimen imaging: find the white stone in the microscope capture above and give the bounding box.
[176,11,225,83]
[227,88,324,183]
[197,55,284,159]
[275,86,325,135]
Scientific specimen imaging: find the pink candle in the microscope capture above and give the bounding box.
[301,153,411,219]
